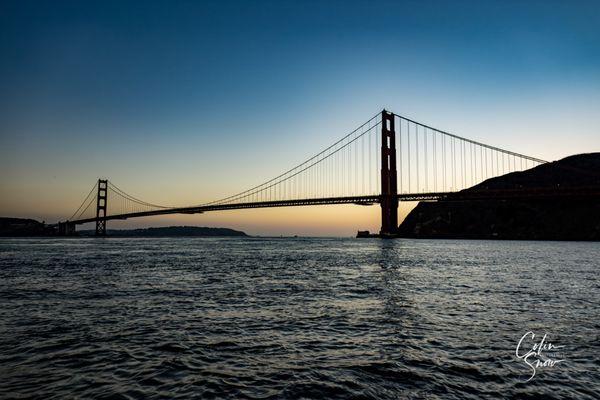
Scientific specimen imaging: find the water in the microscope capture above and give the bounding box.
[0,238,598,399]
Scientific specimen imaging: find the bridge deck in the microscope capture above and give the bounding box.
[66,187,600,225]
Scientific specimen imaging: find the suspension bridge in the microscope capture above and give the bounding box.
[59,109,580,237]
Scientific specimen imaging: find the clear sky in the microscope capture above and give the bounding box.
[1,0,599,236]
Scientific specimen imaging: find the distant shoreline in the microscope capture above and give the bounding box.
[0,221,248,238]
[81,226,248,237]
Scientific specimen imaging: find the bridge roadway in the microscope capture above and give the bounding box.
[67,186,600,226]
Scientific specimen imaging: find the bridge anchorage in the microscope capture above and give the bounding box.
[62,109,562,237]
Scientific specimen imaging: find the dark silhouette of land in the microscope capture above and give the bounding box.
[0,222,247,237]
[81,226,248,237]
[0,218,55,236]
[398,153,600,241]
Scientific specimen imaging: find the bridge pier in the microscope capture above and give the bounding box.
[96,179,108,236]
[58,222,76,236]
[380,110,399,236]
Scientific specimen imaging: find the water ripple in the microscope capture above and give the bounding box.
[0,238,598,399]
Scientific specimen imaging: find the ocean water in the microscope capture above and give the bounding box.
[0,237,598,399]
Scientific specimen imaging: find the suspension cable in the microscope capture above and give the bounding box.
[68,182,98,221]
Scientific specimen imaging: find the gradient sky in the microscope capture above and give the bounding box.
[1,0,599,235]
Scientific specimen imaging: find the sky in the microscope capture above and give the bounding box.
[1,0,599,236]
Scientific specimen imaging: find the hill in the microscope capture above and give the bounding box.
[79,226,248,237]
[0,218,56,236]
[397,153,600,241]
[0,220,248,238]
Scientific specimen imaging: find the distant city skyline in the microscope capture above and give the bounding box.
[1,0,599,235]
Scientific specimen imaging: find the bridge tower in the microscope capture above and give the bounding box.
[95,179,108,236]
[380,110,398,236]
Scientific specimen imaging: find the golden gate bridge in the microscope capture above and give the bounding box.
[60,110,584,237]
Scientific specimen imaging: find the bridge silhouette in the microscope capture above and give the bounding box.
[59,109,566,236]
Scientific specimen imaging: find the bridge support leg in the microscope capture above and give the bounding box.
[96,179,108,236]
[58,222,76,236]
[380,110,398,237]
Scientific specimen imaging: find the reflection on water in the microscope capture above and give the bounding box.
[0,237,598,399]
